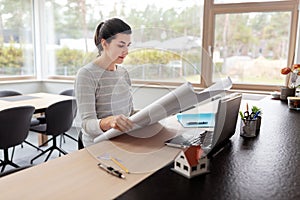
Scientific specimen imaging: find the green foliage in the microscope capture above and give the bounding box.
[56,47,85,67]
[55,47,95,75]
[0,39,23,69]
[124,49,180,65]
[251,106,262,115]
[0,41,95,76]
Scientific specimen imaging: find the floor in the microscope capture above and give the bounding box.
[0,127,79,174]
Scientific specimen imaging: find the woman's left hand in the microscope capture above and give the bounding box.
[100,114,133,132]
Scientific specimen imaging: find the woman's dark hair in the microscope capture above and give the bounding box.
[94,18,132,55]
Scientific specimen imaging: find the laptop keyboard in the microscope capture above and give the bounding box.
[183,131,207,146]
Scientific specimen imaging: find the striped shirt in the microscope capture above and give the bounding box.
[75,62,133,146]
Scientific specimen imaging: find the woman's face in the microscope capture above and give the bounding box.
[104,33,131,65]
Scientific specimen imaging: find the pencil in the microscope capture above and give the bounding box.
[111,157,130,174]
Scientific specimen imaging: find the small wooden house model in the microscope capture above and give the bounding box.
[172,145,209,178]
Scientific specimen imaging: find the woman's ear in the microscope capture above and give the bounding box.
[101,39,107,49]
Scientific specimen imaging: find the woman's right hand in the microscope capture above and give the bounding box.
[100,114,133,132]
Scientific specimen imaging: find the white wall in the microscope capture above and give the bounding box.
[0,80,42,94]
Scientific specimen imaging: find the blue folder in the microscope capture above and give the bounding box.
[176,113,216,128]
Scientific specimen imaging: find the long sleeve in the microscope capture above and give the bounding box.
[75,67,103,137]
[75,63,133,145]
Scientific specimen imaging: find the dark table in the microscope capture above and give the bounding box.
[117,97,300,200]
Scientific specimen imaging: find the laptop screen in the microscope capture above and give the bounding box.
[207,93,242,156]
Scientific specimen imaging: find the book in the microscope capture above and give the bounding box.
[176,113,216,128]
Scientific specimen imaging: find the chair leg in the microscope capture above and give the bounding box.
[45,138,68,162]
[0,149,20,172]
[62,134,66,143]
[59,134,64,148]
[30,147,53,164]
[30,136,68,164]
[23,141,44,152]
[63,133,78,142]
[44,148,55,162]
[60,133,77,148]
[11,147,15,161]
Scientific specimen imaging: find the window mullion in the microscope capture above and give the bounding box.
[33,0,46,80]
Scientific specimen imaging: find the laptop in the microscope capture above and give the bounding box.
[165,93,242,157]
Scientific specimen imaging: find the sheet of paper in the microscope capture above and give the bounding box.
[94,77,232,143]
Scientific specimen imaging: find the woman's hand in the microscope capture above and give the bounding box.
[100,114,133,132]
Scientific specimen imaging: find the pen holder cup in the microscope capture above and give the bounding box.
[240,117,261,138]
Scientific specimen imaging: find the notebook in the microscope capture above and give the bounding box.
[165,93,242,157]
[176,113,215,128]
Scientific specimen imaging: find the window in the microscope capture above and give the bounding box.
[191,166,197,171]
[0,0,34,79]
[200,163,206,169]
[183,165,189,171]
[44,0,98,77]
[214,0,287,3]
[214,12,290,85]
[0,0,298,92]
[204,0,298,90]
[43,0,204,85]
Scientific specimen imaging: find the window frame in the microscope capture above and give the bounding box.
[0,0,37,82]
[203,0,299,91]
[1,0,299,93]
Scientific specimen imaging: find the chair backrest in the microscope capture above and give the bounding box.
[0,106,35,149]
[59,89,77,118]
[0,90,22,97]
[45,99,77,136]
[59,89,74,96]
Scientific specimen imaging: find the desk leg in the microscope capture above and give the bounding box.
[38,134,48,147]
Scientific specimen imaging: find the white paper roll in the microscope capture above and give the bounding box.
[94,77,232,143]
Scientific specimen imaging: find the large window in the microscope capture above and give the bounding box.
[0,0,34,79]
[44,0,204,84]
[204,0,298,90]
[0,0,299,92]
[214,12,291,85]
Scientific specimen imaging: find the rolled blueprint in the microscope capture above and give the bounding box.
[94,77,232,143]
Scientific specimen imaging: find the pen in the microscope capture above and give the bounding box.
[98,162,125,179]
[111,157,130,174]
[253,111,260,119]
[187,121,208,125]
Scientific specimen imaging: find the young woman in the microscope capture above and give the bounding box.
[75,18,134,146]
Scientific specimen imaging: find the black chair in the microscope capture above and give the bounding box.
[0,90,41,152]
[78,130,84,150]
[0,106,35,172]
[56,89,83,150]
[58,89,78,146]
[29,99,77,163]
[59,89,74,96]
[0,90,22,97]
[36,89,77,146]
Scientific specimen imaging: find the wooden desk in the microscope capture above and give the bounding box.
[0,92,74,112]
[2,96,297,199]
[0,93,74,145]
[0,115,182,199]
